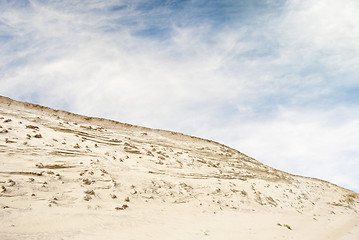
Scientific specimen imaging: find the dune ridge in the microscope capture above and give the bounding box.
[0,95,358,239]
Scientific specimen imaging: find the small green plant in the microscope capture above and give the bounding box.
[277,223,292,230]
[284,224,292,230]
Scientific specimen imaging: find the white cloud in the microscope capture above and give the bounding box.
[282,0,359,50]
[0,1,248,129]
[195,106,359,192]
[1,0,359,192]
[276,0,359,78]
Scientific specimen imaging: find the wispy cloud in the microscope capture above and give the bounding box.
[203,107,359,191]
[1,0,358,192]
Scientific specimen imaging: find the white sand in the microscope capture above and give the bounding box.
[0,96,358,239]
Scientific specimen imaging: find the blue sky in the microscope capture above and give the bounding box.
[1,0,359,192]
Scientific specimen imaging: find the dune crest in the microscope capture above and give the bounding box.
[0,95,358,239]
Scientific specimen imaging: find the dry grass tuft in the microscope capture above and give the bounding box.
[115,204,129,210]
[36,163,74,169]
[26,125,39,130]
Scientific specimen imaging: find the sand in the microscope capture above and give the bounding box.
[0,95,358,239]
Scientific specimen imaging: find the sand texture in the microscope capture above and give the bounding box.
[0,95,358,239]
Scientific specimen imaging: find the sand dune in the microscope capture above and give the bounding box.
[0,95,358,239]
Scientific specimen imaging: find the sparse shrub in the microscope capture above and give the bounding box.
[82,178,92,185]
[26,125,39,130]
[266,196,278,207]
[8,179,16,186]
[83,195,92,201]
[84,190,95,195]
[36,163,44,168]
[115,204,129,210]
[344,193,356,205]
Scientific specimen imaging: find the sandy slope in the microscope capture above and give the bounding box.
[0,95,358,239]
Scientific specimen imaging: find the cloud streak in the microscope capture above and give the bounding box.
[1,0,358,192]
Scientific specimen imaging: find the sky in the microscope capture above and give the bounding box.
[1,0,359,192]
